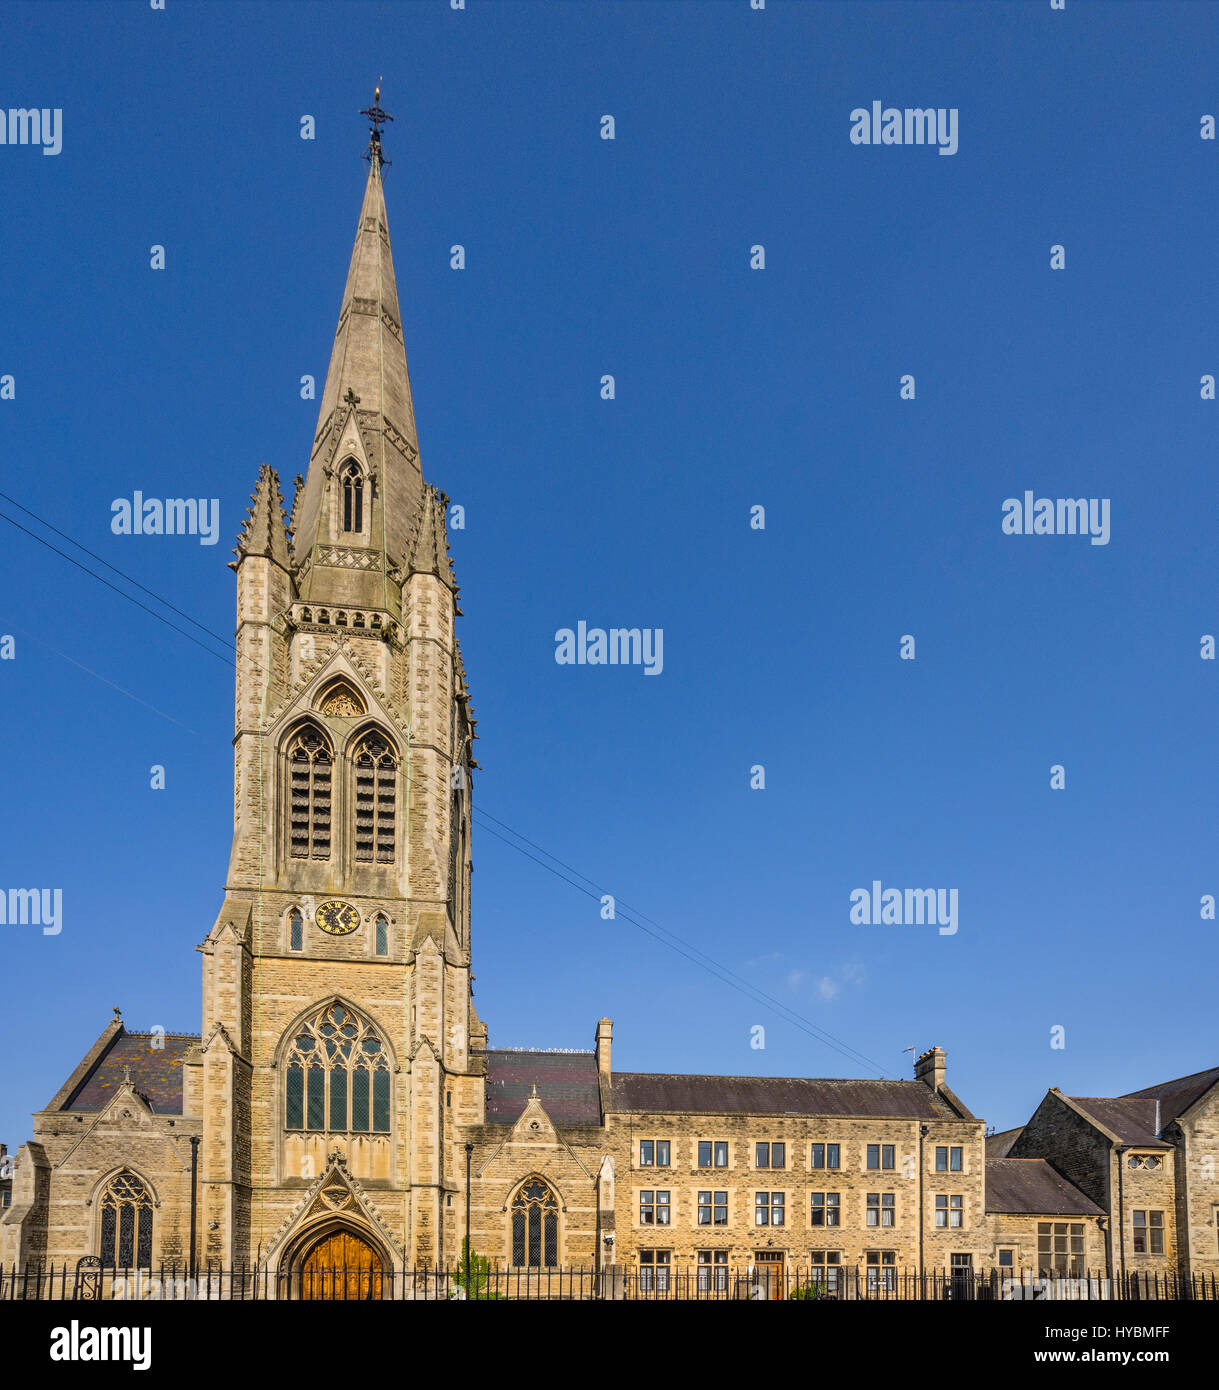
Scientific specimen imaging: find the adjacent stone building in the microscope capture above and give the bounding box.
[999,1069,1219,1283]
[1,114,1215,1296]
[983,1158,1105,1275]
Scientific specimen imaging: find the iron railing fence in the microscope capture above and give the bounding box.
[1,1262,1216,1302]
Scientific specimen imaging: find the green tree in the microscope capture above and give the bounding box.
[454,1238,503,1300]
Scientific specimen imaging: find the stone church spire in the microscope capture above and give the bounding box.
[293,91,424,581]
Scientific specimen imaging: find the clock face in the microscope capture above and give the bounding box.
[315,900,360,936]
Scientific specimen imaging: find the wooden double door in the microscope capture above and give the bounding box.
[301,1229,384,1300]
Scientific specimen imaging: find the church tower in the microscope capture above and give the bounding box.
[186,93,482,1276]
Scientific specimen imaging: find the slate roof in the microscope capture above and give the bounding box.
[1067,1096,1166,1147]
[986,1159,1103,1217]
[986,1126,1024,1158]
[63,1030,198,1115]
[484,1050,602,1125]
[1122,1066,1219,1128]
[606,1074,957,1119]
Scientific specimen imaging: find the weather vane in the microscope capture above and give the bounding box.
[361,79,394,170]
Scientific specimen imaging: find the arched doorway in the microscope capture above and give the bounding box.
[300,1228,384,1300]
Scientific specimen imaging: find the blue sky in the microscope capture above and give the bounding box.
[1,0,1216,1148]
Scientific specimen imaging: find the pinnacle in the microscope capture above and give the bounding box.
[233,464,291,568]
[408,484,456,589]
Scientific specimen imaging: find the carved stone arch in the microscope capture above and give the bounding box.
[343,719,400,761]
[283,716,334,755]
[87,1163,162,1211]
[314,677,367,719]
[273,994,399,1074]
[282,1214,391,1299]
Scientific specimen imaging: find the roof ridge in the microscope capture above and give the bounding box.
[1121,1064,1219,1096]
[1070,1094,1149,1102]
[614,1071,908,1084]
[122,1031,200,1039]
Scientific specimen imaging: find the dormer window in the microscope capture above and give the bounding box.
[341,460,364,533]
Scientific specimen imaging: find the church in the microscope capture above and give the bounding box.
[3,104,1216,1298]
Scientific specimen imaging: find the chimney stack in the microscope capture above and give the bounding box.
[915,1046,947,1092]
[595,1018,613,1079]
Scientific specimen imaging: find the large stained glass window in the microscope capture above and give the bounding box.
[285,1002,390,1134]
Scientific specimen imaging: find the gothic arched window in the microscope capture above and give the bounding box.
[511,1179,559,1268]
[287,725,332,860]
[289,908,303,952]
[341,460,364,533]
[375,914,388,957]
[284,1002,390,1134]
[353,730,396,864]
[99,1172,153,1269]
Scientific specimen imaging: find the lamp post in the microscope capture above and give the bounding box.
[464,1143,473,1299]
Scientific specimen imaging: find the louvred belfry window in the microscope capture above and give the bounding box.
[354,731,396,863]
[284,1002,390,1134]
[99,1172,153,1269]
[511,1179,559,1268]
[288,726,332,859]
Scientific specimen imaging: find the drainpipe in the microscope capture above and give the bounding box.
[1116,1145,1127,1287]
[918,1125,928,1285]
[188,1135,200,1286]
[464,1143,473,1297]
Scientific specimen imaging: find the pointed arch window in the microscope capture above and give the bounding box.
[99,1172,153,1269]
[375,915,388,957]
[353,730,397,864]
[284,1002,390,1134]
[511,1179,559,1268]
[341,460,364,533]
[287,725,332,860]
[289,908,303,952]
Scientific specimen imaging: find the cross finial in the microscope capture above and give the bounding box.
[343,386,361,408]
[530,1082,539,1099]
[122,1064,132,1086]
[361,80,394,171]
